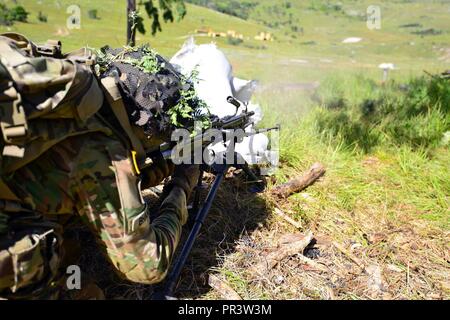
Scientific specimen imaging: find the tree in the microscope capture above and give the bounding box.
[9,6,29,22]
[126,0,186,46]
[0,4,29,25]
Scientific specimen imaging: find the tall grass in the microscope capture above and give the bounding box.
[312,74,450,153]
[256,72,449,229]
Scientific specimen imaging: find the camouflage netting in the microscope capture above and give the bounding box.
[96,45,209,139]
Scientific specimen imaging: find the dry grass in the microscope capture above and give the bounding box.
[194,169,448,300]
[72,154,448,300]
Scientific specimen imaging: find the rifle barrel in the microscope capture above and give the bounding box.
[148,111,256,162]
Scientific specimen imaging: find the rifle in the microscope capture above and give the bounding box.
[147,97,265,162]
[151,97,279,300]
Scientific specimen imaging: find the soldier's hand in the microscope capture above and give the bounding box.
[141,153,175,188]
[163,165,200,199]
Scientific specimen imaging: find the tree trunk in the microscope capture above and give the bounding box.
[126,0,136,46]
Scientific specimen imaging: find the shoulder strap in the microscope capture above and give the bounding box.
[0,177,19,201]
[0,70,27,159]
[100,77,146,169]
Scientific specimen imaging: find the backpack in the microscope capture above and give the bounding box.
[0,33,111,201]
[0,33,197,203]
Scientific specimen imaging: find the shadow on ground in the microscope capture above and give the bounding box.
[170,172,271,299]
[68,171,272,300]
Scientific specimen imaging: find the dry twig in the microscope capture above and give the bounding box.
[274,207,302,229]
[208,274,242,300]
[251,231,314,274]
[272,163,326,198]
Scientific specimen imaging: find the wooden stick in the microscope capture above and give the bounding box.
[333,241,365,269]
[208,274,242,300]
[251,231,314,274]
[297,254,328,272]
[272,163,326,199]
[274,207,302,229]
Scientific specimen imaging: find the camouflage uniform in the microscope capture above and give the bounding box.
[0,34,196,299]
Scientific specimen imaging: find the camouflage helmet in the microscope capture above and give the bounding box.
[97,45,188,142]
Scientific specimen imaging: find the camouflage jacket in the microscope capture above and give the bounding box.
[0,131,188,296]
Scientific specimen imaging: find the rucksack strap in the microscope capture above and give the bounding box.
[0,40,28,68]
[0,178,19,201]
[0,77,27,158]
[100,77,146,171]
[0,37,30,158]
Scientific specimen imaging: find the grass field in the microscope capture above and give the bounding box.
[1,0,449,300]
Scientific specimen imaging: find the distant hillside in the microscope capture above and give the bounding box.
[1,0,449,77]
[186,0,258,20]
[187,0,450,42]
[0,0,268,55]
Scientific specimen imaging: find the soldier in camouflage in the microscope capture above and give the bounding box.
[0,33,200,299]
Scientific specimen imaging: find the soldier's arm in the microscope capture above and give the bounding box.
[70,135,188,284]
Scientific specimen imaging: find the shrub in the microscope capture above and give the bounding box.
[0,4,29,25]
[300,41,316,45]
[9,6,29,22]
[186,0,257,20]
[38,11,48,23]
[226,36,243,46]
[88,9,99,20]
[0,4,13,26]
[315,108,380,153]
[244,44,267,50]
[399,23,422,28]
[383,109,446,148]
[412,28,442,36]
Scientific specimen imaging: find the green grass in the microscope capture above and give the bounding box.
[276,119,449,229]
[259,70,449,229]
[313,75,450,152]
